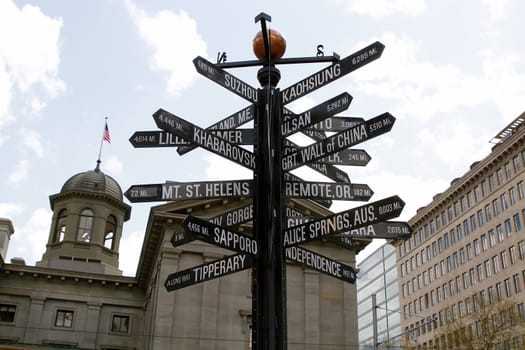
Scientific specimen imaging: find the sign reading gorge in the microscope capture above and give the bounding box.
[282,195,405,247]
[165,253,253,292]
[153,108,256,170]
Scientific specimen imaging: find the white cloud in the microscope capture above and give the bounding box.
[204,154,252,180]
[0,203,25,218]
[337,0,426,18]
[0,0,65,126]
[104,155,124,175]
[119,229,144,276]
[8,159,30,184]
[6,207,51,264]
[482,0,510,23]
[20,128,44,158]
[125,1,207,95]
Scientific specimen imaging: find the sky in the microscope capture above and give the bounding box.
[1,0,524,276]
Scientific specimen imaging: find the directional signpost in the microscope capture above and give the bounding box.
[126,13,410,350]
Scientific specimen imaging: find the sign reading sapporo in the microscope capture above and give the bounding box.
[165,253,253,291]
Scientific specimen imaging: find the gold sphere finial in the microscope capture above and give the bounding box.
[253,29,286,60]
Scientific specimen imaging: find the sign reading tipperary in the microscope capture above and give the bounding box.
[281,41,385,104]
[284,181,373,201]
[282,195,405,247]
[281,92,352,136]
[178,105,255,155]
[338,221,412,239]
[124,179,254,202]
[153,108,256,170]
[130,129,255,148]
[285,246,356,283]
[165,253,253,292]
[282,112,395,171]
[183,216,258,256]
[194,56,258,103]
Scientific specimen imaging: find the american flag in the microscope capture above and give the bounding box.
[103,121,111,143]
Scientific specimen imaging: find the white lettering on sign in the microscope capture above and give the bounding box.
[193,129,255,169]
[224,73,258,102]
[282,63,342,104]
[213,227,258,255]
[192,254,248,282]
[204,182,251,197]
[340,225,377,237]
[285,246,342,278]
[336,124,368,148]
[281,111,311,135]
[285,182,353,200]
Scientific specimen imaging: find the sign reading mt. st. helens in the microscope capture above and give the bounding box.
[177,105,254,155]
[194,56,258,103]
[124,179,254,202]
[281,92,352,136]
[130,129,255,148]
[281,41,385,104]
[153,108,256,170]
[282,112,395,171]
[282,195,405,247]
[165,253,253,292]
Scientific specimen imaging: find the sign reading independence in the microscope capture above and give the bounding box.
[165,253,253,291]
[124,179,254,202]
[153,108,256,170]
[282,112,395,171]
[285,246,356,283]
[178,105,255,155]
[281,41,385,104]
[193,56,258,103]
[282,195,405,247]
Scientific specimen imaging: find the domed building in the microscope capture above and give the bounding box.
[0,162,364,349]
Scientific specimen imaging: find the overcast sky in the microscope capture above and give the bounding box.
[1,0,524,276]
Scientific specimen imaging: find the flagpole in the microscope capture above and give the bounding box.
[96,117,110,171]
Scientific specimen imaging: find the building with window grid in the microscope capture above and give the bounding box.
[398,112,525,349]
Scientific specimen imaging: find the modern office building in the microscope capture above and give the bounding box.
[357,243,402,349]
[398,112,525,349]
[0,162,366,349]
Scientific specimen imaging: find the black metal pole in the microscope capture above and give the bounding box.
[252,64,286,350]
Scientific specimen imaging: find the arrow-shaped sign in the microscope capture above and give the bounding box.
[285,246,356,284]
[283,172,332,209]
[313,149,371,167]
[183,216,258,257]
[153,108,256,170]
[130,129,255,148]
[281,41,385,104]
[165,253,253,292]
[125,179,254,203]
[283,195,405,247]
[281,92,352,136]
[177,105,255,155]
[194,56,258,103]
[338,221,412,239]
[285,181,373,201]
[282,112,395,172]
[305,116,365,132]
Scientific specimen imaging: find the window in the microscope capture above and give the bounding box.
[477,264,483,281]
[489,229,496,246]
[478,210,484,226]
[497,168,504,185]
[463,219,470,236]
[509,246,517,265]
[485,259,491,277]
[509,187,517,205]
[104,215,117,250]
[501,251,509,269]
[519,241,525,259]
[0,304,16,323]
[474,239,480,255]
[501,193,509,211]
[77,208,94,242]
[463,272,469,289]
[505,278,512,297]
[493,199,500,216]
[493,255,500,273]
[489,174,496,191]
[505,219,513,237]
[485,204,492,221]
[481,234,488,251]
[467,243,473,260]
[470,215,477,232]
[444,233,449,249]
[497,225,504,242]
[519,181,525,200]
[481,180,488,196]
[513,155,521,172]
[53,209,67,243]
[505,162,512,179]
[488,286,495,304]
[514,274,522,294]
[55,310,73,328]
[514,214,522,232]
[454,201,460,216]
[459,247,466,264]
[111,315,130,333]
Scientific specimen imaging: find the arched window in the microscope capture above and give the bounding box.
[54,209,67,243]
[77,208,94,242]
[104,214,117,250]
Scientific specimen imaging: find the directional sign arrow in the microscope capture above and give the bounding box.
[183,216,258,256]
[284,139,350,184]
[281,41,385,104]
[130,129,255,148]
[281,92,352,136]
[338,221,412,240]
[125,179,254,203]
[283,172,332,209]
[285,246,356,284]
[177,105,255,155]
[282,112,395,172]
[285,181,373,201]
[153,108,256,170]
[314,149,371,167]
[306,116,365,132]
[282,195,405,247]
[193,56,258,103]
[165,253,253,292]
